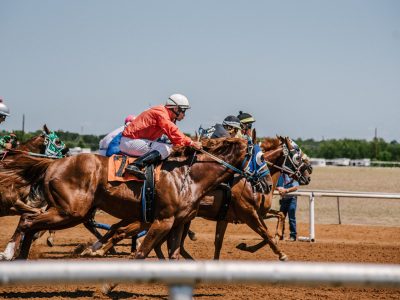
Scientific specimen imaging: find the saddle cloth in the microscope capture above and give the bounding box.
[107,154,142,182]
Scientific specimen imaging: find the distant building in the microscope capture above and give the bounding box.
[349,159,371,167]
[310,158,326,167]
[325,158,350,166]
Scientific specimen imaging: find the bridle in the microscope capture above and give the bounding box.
[0,131,67,160]
[197,139,270,183]
[42,131,66,158]
[265,141,310,185]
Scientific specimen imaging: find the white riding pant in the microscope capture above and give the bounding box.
[119,136,172,159]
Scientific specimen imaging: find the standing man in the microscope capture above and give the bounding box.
[276,173,299,242]
[121,93,202,179]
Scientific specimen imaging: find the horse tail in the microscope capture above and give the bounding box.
[0,155,54,188]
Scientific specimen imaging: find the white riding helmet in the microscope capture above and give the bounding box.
[165,94,190,109]
[0,98,10,116]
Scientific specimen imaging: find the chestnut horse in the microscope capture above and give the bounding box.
[2,138,260,260]
[0,125,68,260]
[0,124,67,216]
[107,136,311,261]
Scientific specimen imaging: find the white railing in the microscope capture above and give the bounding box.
[1,261,400,299]
[274,189,400,242]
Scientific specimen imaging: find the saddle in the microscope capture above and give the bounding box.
[108,155,159,223]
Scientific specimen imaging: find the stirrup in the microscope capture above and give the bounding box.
[125,165,146,180]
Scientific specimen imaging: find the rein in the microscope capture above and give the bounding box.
[2,149,63,159]
[197,148,246,176]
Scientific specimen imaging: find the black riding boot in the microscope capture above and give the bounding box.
[125,150,162,180]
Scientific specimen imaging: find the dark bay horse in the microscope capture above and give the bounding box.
[2,138,258,260]
[0,125,68,260]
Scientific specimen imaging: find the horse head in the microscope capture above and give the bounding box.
[17,124,68,157]
[261,136,311,185]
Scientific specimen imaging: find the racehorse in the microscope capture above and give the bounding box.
[175,136,311,260]
[104,136,311,261]
[1,137,263,260]
[0,125,67,260]
[0,124,67,216]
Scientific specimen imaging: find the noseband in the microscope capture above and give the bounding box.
[265,142,307,183]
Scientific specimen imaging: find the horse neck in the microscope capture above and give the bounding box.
[17,136,44,153]
[188,143,247,197]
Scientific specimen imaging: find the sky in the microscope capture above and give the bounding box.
[1,1,399,141]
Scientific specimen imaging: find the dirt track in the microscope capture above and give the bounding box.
[1,166,400,299]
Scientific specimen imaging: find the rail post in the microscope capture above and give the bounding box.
[169,284,194,300]
[337,196,342,224]
[309,192,315,242]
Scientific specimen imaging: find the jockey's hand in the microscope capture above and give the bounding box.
[4,142,13,150]
[191,141,203,151]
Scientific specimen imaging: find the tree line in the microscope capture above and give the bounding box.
[2,129,399,161]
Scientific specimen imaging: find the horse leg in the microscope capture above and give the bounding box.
[102,217,175,295]
[0,217,26,260]
[82,220,144,257]
[214,220,228,260]
[263,209,285,241]
[153,238,166,259]
[236,212,288,261]
[134,216,175,259]
[179,222,194,260]
[14,205,92,260]
[166,224,185,260]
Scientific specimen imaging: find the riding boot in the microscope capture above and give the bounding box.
[125,150,162,180]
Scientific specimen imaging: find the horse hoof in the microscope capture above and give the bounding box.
[236,243,247,251]
[279,254,289,261]
[108,247,117,255]
[47,237,54,247]
[80,248,93,257]
[102,283,117,295]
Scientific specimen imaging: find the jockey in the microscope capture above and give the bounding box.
[237,111,255,138]
[0,133,18,150]
[98,114,136,156]
[203,115,242,139]
[0,98,10,125]
[122,93,202,179]
[0,98,18,151]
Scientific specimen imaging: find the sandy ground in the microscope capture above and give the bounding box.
[0,166,400,299]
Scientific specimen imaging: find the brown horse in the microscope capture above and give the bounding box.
[2,138,258,260]
[0,125,68,260]
[178,136,311,260]
[108,136,311,261]
[0,124,67,216]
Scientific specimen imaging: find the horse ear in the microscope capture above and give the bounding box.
[251,128,257,144]
[285,136,291,147]
[43,124,50,134]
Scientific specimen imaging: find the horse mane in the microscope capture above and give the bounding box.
[170,138,245,158]
[260,137,281,152]
[0,155,53,189]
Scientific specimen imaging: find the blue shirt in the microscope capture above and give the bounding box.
[277,174,299,199]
